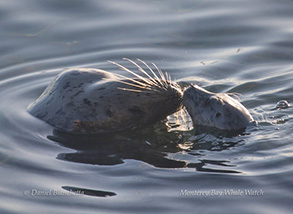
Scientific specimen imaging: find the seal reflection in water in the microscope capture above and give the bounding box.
[28,59,254,134]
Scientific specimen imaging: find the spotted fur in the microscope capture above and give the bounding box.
[28,59,254,134]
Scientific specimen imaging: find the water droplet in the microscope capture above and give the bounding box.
[276,100,290,109]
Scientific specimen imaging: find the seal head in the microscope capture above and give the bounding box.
[183,85,254,131]
[28,67,183,134]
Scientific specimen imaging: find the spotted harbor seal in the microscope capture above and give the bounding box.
[28,59,254,134]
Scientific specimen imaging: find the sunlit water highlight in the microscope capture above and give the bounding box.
[0,0,292,213]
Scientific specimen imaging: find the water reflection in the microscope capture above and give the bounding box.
[62,186,116,197]
[48,123,244,173]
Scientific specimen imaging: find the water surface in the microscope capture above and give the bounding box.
[0,0,293,213]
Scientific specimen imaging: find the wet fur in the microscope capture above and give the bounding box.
[28,60,183,134]
[28,59,254,134]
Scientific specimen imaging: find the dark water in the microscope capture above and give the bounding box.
[1,0,293,213]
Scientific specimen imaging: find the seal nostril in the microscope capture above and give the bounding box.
[216,112,221,118]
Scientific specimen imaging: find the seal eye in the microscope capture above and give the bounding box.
[216,112,222,118]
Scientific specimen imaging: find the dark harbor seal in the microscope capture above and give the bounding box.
[28,65,183,134]
[28,59,254,134]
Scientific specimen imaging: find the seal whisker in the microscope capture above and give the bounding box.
[122,58,161,88]
[152,62,166,82]
[152,62,169,90]
[118,87,143,93]
[166,72,172,83]
[108,60,153,86]
[118,87,157,93]
[114,79,153,90]
[112,70,161,93]
[111,59,182,95]
[112,73,149,88]
[137,59,164,88]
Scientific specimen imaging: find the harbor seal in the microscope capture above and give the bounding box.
[28,59,254,134]
[27,61,183,134]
